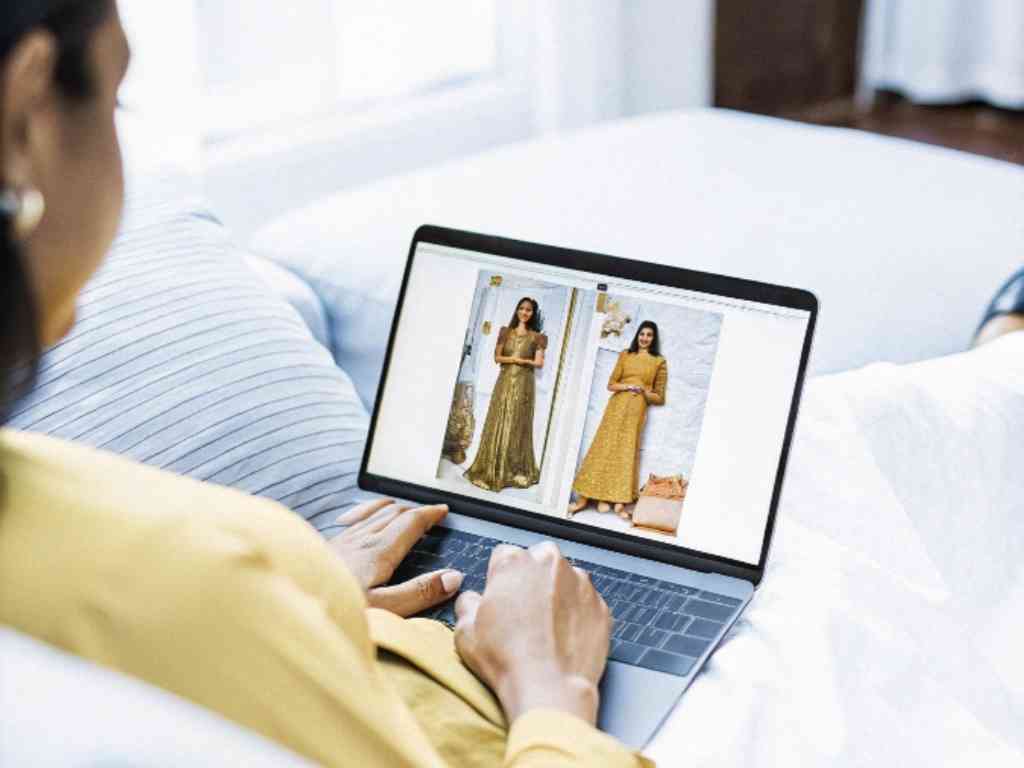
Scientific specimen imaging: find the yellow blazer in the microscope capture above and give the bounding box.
[0,429,648,767]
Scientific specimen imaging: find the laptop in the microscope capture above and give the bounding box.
[358,225,817,748]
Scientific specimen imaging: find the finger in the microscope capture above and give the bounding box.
[528,540,561,564]
[454,590,482,627]
[350,503,408,535]
[335,498,394,526]
[378,504,449,554]
[367,569,463,618]
[487,543,525,579]
[452,591,484,674]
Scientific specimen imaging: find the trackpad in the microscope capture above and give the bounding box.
[598,660,688,749]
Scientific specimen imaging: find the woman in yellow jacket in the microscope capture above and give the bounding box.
[0,2,646,766]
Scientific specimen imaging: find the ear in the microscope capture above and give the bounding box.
[0,30,58,191]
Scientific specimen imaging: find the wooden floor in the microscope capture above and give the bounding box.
[788,95,1024,166]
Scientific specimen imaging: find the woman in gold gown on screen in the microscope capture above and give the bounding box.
[569,321,667,518]
[464,297,547,491]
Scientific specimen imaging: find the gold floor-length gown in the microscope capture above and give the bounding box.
[464,327,547,491]
[573,350,668,504]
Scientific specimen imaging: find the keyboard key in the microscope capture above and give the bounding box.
[464,574,485,593]
[653,611,688,633]
[414,535,446,556]
[390,566,419,585]
[448,554,475,572]
[684,599,734,622]
[632,587,654,605]
[602,565,632,581]
[610,641,646,665]
[658,581,700,596]
[612,582,642,601]
[685,618,723,639]
[636,627,667,647]
[625,606,657,626]
[609,600,632,619]
[615,622,643,642]
[664,633,712,657]
[698,590,742,607]
[434,603,457,627]
[662,594,686,612]
[628,573,659,586]
[639,649,695,676]
[441,539,466,555]
[640,590,668,608]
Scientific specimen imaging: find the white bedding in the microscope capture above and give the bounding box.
[646,333,1024,766]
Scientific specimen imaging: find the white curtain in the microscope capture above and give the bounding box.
[116,1,201,178]
[532,0,713,134]
[112,1,714,235]
[861,0,1024,108]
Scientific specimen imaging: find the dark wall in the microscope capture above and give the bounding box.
[714,0,864,116]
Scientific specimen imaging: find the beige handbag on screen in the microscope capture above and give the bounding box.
[631,474,688,534]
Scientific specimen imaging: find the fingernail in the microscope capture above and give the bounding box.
[441,570,464,593]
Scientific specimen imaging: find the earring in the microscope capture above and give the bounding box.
[0,187,46,240]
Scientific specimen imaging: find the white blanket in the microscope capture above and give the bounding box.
[647,333,1024,766]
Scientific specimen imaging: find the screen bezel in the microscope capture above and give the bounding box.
[359,225,818,586]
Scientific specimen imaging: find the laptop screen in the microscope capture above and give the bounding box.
[367,238,811,567]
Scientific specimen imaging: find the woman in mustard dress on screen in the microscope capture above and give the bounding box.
[465,297,547,491]
[569,321,667,518]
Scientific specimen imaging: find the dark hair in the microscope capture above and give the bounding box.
[627,320,661,356]
[0,0,111,421]
[508,296,543,333]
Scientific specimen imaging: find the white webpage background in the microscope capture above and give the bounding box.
[368,251,478,488]
[680,305,807,563]
[368,245,809,565]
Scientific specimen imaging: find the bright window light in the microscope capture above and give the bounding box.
[195,1,498,141]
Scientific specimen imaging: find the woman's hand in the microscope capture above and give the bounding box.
[453,542,611,726]
[329,499,463,617]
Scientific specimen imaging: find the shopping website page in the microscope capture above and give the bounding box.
[368,243,810,565]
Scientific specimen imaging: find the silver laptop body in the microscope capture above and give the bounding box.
[357,225,817,747]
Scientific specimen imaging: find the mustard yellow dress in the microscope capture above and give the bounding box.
[0,429,648,767]
[573,351,667,504]
[464,327,546,492]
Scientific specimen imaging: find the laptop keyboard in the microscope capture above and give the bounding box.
[389,527,742,678]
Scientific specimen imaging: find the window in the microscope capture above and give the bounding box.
[196,1,498,142]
